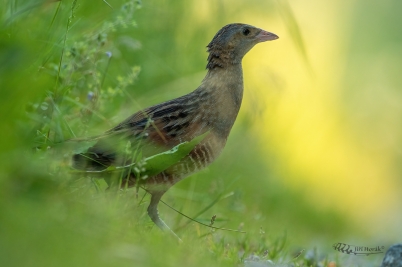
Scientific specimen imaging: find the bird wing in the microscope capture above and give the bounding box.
[72,93,208,171]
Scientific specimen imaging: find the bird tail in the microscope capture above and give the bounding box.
[72,149,115,171]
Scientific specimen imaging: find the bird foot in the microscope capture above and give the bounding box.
[147,191,182,242]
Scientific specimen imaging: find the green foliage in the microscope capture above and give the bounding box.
[27,0,141,146]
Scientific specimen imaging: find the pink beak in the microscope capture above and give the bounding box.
[256,29,279,42]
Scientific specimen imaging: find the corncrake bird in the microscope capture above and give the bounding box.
[72,23,278,239]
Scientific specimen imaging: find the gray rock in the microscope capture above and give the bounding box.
[381,244,402,267]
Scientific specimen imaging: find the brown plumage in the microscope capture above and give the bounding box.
[72,23,278,238]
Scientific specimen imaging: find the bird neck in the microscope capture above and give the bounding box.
[197,63,244,137]
[202,63,244,101]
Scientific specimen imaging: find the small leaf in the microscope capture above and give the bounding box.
[72,140,97,154]
[141,131,210,177]
[105,165,116,171]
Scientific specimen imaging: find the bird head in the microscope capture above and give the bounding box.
[206,23,278,70]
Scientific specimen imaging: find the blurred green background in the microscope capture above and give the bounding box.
[1,0,401,266]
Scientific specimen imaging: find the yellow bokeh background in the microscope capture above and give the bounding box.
[242,1,401,238]
[168,0,402,239]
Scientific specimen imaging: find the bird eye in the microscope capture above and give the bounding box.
[242,28,250,36]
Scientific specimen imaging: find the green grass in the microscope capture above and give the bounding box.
[0,1,386,266]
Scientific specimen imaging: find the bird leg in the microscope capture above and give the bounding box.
[147,191,181,241]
